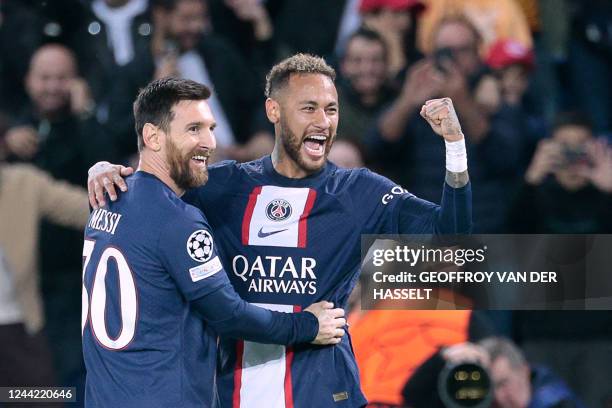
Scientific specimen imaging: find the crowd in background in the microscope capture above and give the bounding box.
[0,0,611,407]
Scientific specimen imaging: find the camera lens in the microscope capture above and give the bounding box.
[438,362,493,408]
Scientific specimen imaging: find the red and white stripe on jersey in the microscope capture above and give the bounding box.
[241,186,317,248]
[233,304,299,408]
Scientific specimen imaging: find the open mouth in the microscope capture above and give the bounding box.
[302,134,327,158]
[191,154,208,168]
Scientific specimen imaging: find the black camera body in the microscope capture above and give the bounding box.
[434,47,455,74]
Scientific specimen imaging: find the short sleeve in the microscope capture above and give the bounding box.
[157,208,230,301]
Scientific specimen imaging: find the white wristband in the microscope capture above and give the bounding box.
[445,138,468,173]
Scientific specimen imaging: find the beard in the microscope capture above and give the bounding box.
[279,114,335,175]
[165,137,209,191]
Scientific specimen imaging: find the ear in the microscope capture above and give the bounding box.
[265,98,280,124]
[143,123,162,152]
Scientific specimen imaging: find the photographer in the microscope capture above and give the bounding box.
[507,112,612,233]
[402,342,492,408]
[402,338,584,408]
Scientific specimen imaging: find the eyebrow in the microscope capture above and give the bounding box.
[185,121,216,129]
[299,100,338,107]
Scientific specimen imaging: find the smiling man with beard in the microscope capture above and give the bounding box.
[81,77,346,408]
[88,54,472,407]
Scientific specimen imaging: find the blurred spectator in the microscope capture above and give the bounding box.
[484,39,545,167]
[337,28,397,154]
[0,0,44,117]
[3,43,110,390]
[5,44,111,182]
[328,139,364,168]
[108,0,266,160]
[0,159,88,389]
[359,0,425,78]
[508,112,612,233]
[566,0,612,136]
[370,15,528,232]
[479,337,585,408]
[208,0,274,79]
[69,0,152,120]
[403,338,585,408]
[417,0,533,55]
[485,39,534,109]
[266,0,348,61]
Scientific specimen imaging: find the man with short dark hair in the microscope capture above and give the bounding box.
[82,77,346,407]
[337,28,397,154]
[88,54,471,407]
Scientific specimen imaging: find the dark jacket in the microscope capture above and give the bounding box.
[70,6,153,108]
[107,33,262,159]
[529,365,585,408]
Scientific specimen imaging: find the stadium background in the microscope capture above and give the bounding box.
[0,0,610,406]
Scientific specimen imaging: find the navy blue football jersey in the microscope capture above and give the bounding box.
[82,172,232,407]
[184,156,469,407]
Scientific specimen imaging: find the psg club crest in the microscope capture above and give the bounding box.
[265,199,292,222]
[186,230,214,263]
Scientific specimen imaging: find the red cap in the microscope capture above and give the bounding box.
[486,39,535,70]
[383,0,425,11]
[359,0,424,13]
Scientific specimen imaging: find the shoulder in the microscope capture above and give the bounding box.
[162,189,209,228]
[331,165,396,190]
[208,157,265,182]
[126,175,207,225]
[207,159,240,181]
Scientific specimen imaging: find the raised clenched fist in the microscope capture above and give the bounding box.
[420,97,464,142]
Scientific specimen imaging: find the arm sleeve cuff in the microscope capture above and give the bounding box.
[191,284,318,345]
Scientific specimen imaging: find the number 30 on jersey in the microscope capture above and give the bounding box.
[82,239,138,350]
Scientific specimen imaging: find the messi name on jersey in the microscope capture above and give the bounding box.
[88,208,122,235]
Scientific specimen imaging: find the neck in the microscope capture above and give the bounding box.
[271,145,311,179]
[138,150,184,196]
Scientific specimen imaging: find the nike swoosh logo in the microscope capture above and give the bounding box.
[257,227,288,238]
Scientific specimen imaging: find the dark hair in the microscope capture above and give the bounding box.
[265,53,336,98]
[552,111,593,134]
[133,77,211,151]
[344,27,389,63]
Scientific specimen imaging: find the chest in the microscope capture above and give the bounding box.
[205,184,362,301]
